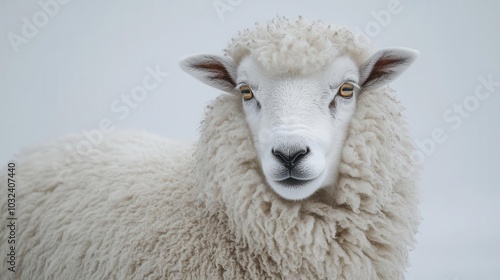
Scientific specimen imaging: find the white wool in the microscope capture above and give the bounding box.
[0,16,420,279]
[0,89,419,279]
[194,89,420,279]
[224,16,373,75]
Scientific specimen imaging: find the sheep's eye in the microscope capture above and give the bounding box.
[338,82,354,98]
[240,85,253,100]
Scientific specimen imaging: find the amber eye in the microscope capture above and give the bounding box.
[338,83,354,98]
[240,85,253,100]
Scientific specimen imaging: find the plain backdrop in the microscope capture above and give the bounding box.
[1,0,499,279]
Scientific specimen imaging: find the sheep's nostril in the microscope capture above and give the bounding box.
[272,148,287,163]
[291,147,309,163]
[272,147,309,170]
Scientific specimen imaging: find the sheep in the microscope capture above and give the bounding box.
[0,16,420,279]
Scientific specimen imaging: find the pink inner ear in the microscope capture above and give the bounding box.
[196,62,235,87]
[363,57,409,86]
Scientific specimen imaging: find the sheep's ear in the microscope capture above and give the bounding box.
[360,48,419,91]
[179,54,238,93]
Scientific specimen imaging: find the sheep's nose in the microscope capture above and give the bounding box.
[272,147,309,170]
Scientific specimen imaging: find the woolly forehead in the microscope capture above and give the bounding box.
[236,55,360,89]
[224,17,372,75]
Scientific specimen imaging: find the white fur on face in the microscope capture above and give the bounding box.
[237,56,360,200]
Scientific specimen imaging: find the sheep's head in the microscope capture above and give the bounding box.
[180,18,418,200]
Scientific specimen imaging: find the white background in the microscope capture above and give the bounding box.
[1,0,499,279]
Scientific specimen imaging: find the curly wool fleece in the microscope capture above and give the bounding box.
[0,18,420,279]
[225,16,373,75]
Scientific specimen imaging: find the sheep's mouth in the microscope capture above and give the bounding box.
[277,177,314,188]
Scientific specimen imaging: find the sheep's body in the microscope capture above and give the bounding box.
[1,133,199,279]
[0,17,420,279]
[1,92,418,279]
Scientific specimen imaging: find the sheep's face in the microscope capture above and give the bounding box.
[180,48,418,200]
[235,56,359,200]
